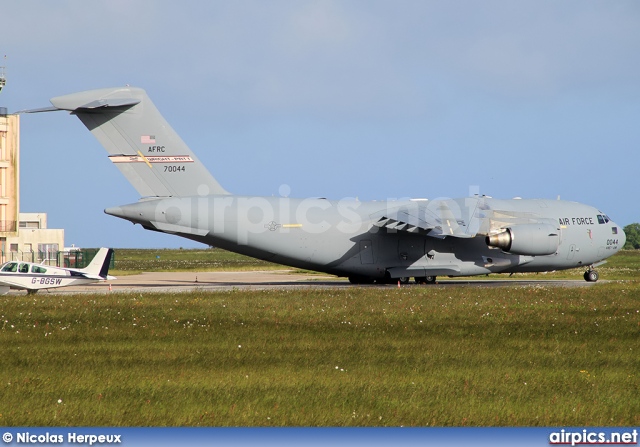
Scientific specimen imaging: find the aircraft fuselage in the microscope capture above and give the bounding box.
[106,195,624,281]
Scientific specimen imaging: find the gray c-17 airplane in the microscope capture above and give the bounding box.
[27,87,625,284]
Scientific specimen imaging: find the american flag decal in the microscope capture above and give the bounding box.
[141,135,156,144]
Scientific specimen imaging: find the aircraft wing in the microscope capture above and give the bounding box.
[371,199,476,239]
[371,197,561,239]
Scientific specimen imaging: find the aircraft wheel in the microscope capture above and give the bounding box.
[415,276,437,285]
[399,277,410,284]
[584,270,599,282]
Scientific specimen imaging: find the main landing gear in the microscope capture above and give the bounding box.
[348,275,438,285]
[414,276,437,285]
[583,269,599,282]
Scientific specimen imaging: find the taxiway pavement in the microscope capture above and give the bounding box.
[11,270,598,295]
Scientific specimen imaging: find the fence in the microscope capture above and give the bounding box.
[0,249,116,269]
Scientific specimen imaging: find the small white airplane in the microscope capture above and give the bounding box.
[0,248,115,294]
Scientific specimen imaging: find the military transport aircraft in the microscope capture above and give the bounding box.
[26,87,625,284]
[0,248,114,294]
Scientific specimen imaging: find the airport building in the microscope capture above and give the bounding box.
[0,94,65,264]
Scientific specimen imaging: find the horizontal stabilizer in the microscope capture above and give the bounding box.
[50,88,141,111]
[18,106,60,114]
[73,97,140,110]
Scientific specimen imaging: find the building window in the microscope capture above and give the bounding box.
[38,243,59,262]
[9,243,18,252]
[19,221,40,229]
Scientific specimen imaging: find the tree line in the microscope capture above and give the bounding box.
[624,223,640,249]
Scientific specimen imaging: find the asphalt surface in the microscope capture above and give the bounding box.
[9,270,599,295]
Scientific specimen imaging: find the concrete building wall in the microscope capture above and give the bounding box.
[4,213,65,264]
[0,113,65,264]
[19,212,47,229]
[0,113,19,237]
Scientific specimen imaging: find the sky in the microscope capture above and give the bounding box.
[1,0,639,248]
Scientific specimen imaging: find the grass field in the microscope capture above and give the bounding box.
[1,250,639,427]
[110,248,284,275]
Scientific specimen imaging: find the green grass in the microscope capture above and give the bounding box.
[487,249,640,281]
[595,249,640,280]
[110,248,285,275]
[1,280,639,426]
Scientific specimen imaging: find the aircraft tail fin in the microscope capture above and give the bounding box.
[48,87,228,198]
[78,248,114,280]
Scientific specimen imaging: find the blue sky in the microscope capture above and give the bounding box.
[1,0,639,248]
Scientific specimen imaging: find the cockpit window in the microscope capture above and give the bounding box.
[31,265,47,274]
[1,262,18,272]
[19,263,29,273]
[612,227,618,235]
[596,214,610,224]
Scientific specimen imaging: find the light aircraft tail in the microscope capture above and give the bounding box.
[77,248,115,280]
[47,87,228,198]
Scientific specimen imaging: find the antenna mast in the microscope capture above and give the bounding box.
[0,56,6,94]
[0,68,5,94]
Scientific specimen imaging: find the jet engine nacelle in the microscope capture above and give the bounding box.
[486,223,560,256]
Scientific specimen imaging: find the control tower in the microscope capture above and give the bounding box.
[0,66,64,263]
[0,64,19,241]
